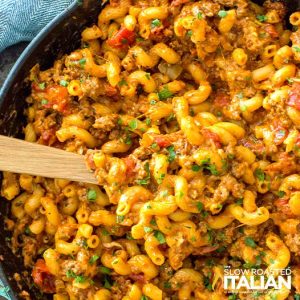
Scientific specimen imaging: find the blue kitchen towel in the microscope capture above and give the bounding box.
[0,0,75,53]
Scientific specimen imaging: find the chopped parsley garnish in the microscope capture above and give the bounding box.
[187,30,193,37]
[124,135,132,145]
[204,274,213,290]
[87,189,97,201]
[151,19,162,28]
[256,15,267,22]
[116,215,125,223]
[59,80,69,87]
[254,168,265,181]
[89,255,99,265]
[38,82,46,90]
[150,218,157,226]
[141,296,149,300]
[75,275,86,283]
[145,118,151,126]
[137,162,150,185]
[164,281,171,288]
[79,58,86,67]
[66,270,76,278]
[150,99,157,105]
[167,145,176,162]
[128,119,138,130]
[197,12,203,19]
[192,164,201,172]
[157,173,165,184]
[277,191,285,198]
[236,198,243,205]
[100,266,111,274]
[145,72,151,80]
[245,237,257,248]
[218,10,227,18]
[294,294,300,300]
[144,226,153,233]
[154,230,166,244]
[41,99,48,105]
[151,142,158,149]
[103,275,112,289]
[24,226,32,235]
[294,46,300,53]
[158,86,173,100]
[196,202,204,212]
[118,79,128,86]
[240,104,247,112]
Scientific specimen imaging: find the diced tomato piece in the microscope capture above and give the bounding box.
[264,24,279,38]
[274,197,294,217]
[32,259,56,294]
[107,27,135,48]
[202,128,222,148]
[104,83,118,96]
[34,84,70,114]
[171,0,189,6]
[129,273,146,284]
[287,82,300,110]
[240,138,266,154]
[154,136,172,148]
[123,156,136,177]
[40,128,57,146]
[213,93,230,108]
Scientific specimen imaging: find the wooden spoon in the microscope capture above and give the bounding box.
[0,135,98,184]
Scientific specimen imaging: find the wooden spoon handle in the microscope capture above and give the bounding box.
[0,135,97,184]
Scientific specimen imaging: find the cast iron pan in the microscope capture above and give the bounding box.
[0,0,299,299]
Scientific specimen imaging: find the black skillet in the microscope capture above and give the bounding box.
[0,0,299,299]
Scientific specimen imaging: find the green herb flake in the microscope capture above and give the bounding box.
[79,58,87,67]
[89,255,99,265]
[254,168,265,181]
[144,226,153,233]
[118,79,128,86]
[128,119,138,130]
[100,266,111,274]
[150,218,157,226]
[59,80,69,87]
[66,270,76,278]
[197,12,203,19]
[167,145,176,162]
[294,46,300,53]
[38,82,46,90]
[294,294,300,300]
[151,19,162,28]
[236,198,243,205]
[116,215,125,223]
[103,275,112,289]
[145,73,151,80]
[196,202,204,212]
[75,275,86,283]
[164,281,171,288]
[218,10,228,18]
[141,296,149,300]
[158,86,173,100]
[41,99,48,105]
[245,237,257,248]
[277,191,285,198]
[192,164,201,172]
[24,226,32,235]
[145,118,151,126]
[154,230,166,244]
[150,99,157,105]
[87,189,97,201]
[187,30,193,37]
[256,15,267,22]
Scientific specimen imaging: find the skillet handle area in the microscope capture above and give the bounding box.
[0,135,98,184]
